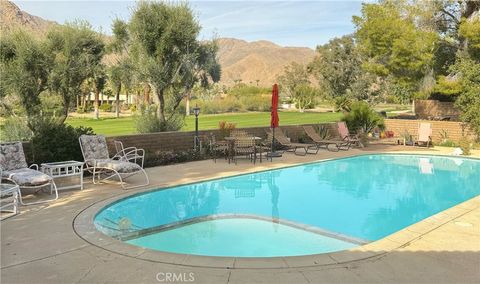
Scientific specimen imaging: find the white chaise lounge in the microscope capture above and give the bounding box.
[0,142,58,205]
[79,135,149,189]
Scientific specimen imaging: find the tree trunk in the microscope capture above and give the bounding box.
[76,95,80,110]
[86,92,91,110]
[185,93,190,116]
[94,89,100,119]
[144,83,151,104]
[125,90,129,106]
[116,83,121,118]
[82,94,86,110]
[58,95,69,124]
[156,89,166,123]
[101,92,104,104]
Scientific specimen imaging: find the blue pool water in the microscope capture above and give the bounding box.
[127,218,357,257]
[95,154,480,257]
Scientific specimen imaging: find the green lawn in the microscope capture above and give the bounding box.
[66,112,343,136]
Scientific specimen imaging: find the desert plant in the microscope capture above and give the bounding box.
[436,129,456,147]
[439,129,449,143]
[342,101,384,134]
[458,136,472,156]
[317,124,331,139]
[400,130,414,145]
[334,96,352,112]
[218,121,236,139]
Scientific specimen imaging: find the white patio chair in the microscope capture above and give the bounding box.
[0,142,58,205]
[114,140,145,168]
[79,135,149,190]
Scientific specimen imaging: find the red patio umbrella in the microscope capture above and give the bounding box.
[269,84,281,158]
[271,84,279,128]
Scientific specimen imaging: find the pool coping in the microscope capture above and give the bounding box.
[73,154,480,269]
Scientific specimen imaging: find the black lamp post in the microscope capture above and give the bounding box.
[193,105,201,151]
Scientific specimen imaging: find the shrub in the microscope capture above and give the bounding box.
[99,103,112,112]
[437,129,456,147]
[342,101,385,134]
[134,105,184,133]
[30,118,95,164]
[227,84,270,98]
[144,149,207,167]
[437,140,456,147]
[240,96,271,111]
[0,117,33,142]
[333,97,352,112]
[458,136,472,156]
[297,133,307,143]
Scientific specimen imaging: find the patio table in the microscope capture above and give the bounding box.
[41,161,84,190]
[224,136,264,163]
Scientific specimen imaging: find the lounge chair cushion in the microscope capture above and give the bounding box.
[2,168,52,186]
[91,159,142,173]
[80,135,110,160]
[0,142,29,171]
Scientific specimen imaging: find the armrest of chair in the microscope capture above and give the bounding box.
[122,146,137,153]
[123,148,144,158]
[29,164,39,170]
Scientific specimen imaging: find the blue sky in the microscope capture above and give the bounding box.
[14,1,365,48]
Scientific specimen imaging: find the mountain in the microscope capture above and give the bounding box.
[0,1,315,86]
[217,38,315,86]
[0,1,56,35]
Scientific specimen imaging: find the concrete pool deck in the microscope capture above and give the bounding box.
[1,145,479,283]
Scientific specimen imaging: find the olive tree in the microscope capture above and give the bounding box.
[0,31,51,128]
[107,19,133,118]
[128,1,220,130]
[46,21,105,122]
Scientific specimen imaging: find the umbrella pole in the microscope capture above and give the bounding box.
[271,128,275,161]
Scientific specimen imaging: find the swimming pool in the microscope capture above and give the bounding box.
[94,154,480,257]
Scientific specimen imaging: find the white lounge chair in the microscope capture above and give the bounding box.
[0,142,58,205]
[114,140,145,168]
[415,123,432,147]
[79,135,149,189]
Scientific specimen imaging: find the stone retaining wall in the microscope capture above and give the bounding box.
[105,123,340,154]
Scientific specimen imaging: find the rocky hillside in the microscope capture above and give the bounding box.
[217,38,314,86]
[1,1,315,86]
[0,0,55,35]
